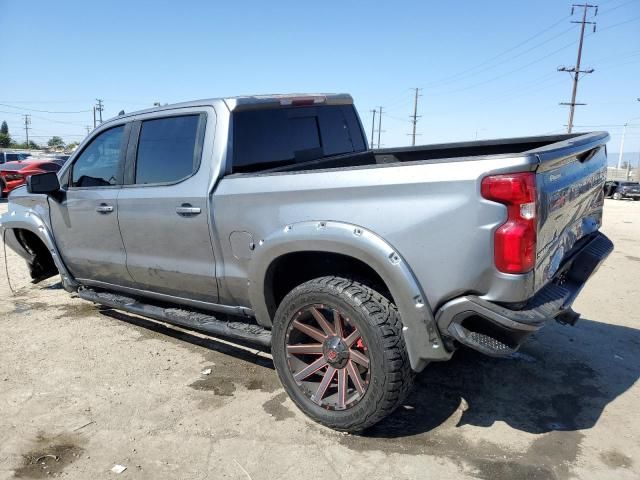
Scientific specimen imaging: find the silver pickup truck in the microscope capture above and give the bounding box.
[0,93,613,432]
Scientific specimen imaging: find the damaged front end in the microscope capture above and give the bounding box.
[1,194,78,291]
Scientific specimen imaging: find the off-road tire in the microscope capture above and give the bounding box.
[272,276,413,432]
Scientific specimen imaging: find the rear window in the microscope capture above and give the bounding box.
[6,153,20,161]
[135,114,202,185]
[232,105,366,173]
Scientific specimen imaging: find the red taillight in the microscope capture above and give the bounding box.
[481,172,537,274]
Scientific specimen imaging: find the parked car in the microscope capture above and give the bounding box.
[0,158,64,197]
[0,151,31,164]
[0,94,613,432]
[604,180,640,200]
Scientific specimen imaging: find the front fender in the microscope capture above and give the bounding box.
[0,202,78,292]
[248,221,451,369]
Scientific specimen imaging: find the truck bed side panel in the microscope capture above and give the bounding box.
[212,154,537,311]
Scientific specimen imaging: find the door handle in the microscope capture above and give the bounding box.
[176,204,201,216]
[96,204,114,214]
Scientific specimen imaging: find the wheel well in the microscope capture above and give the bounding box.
[13,228,58,282]
[264,251,393,318]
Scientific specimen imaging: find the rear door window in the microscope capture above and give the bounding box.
[232,105,365,173]
[134,114,202,185]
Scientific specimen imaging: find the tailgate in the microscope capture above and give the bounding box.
[532,132,609,292]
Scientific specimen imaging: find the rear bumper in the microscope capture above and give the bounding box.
[435,231,613,356]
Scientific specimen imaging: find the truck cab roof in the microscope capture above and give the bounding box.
[107,93,353,123]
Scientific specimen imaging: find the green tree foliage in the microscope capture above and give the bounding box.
[47,136,65,148]
[0,121,8,135]
[0,132,11,148]
[10,140,39,149]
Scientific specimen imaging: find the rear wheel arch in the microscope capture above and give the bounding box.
[263,251,394,320]
[247,221,450,369]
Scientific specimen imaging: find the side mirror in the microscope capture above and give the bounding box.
[27,172,60,195]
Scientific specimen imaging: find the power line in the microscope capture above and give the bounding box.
[559,3,598,133]
[421,14,572,89]
[0,103,91,114]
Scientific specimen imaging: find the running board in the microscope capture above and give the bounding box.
[76,288,272,347]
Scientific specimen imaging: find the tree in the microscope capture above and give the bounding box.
[10,140,39,149]
[47,136,65,148]
[0,121,8,135]
[66,141,80,150]
[0,132,11,148]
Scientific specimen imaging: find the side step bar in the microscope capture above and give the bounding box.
[77,288,272,348]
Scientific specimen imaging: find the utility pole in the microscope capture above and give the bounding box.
[93,107,97,128]
[558,3,597,133]
[23,114,31,148]
[618,123,627,169]
[369,109,377,149]
[95,99,104,124]
[85,125,91,135]
[408,88,422,146]
[377,106,383,149]
[619,100,640,168]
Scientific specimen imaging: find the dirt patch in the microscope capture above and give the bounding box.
[13,301,49,314]
[262,392,295,421]
[625,255,640,262]
[600,449,633,469]
[337,428,584,480]
[190,376,237,396]
[189,363,280,397]
[54,302,102,320]
[14,433,84,479]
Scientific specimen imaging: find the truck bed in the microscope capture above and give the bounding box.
[255,133,594,174]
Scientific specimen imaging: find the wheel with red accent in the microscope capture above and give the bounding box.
[272,276,413,432]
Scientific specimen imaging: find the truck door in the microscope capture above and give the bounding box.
[50,123,134,286]
[116,110,218,302]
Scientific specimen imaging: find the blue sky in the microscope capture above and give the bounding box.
[1,0,639,161]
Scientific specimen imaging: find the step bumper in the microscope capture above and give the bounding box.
[435,232,613,357]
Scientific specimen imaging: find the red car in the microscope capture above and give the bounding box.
[0,158,65,197]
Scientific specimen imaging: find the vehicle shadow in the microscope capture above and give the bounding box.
[94,307,639,438]
[367,317,640,437]
[98,308,275,370]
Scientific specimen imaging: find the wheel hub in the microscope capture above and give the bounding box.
[284,304,371,410]
[323,336,349,369]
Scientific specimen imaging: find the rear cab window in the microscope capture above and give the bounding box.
[231,105,366,173]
